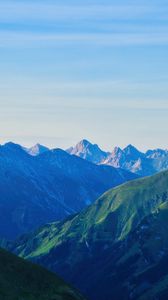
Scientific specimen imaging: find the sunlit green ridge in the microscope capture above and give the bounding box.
[11,170,168,300]
[14,170,168,260]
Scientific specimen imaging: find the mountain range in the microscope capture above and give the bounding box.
[0,247,85,300]
[0,142,136,240]
[21,139,168,177]
[16,139,168,177]
[67,139,168,176]
[11,170,168,300]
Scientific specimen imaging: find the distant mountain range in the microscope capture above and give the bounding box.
[0,142,136,240]
[0,247,85,300]
[11,170,168,300]
[67,139,168,176]
[21,139,168,177]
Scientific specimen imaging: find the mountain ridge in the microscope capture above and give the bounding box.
[0,141,137,240]
[10,170,168,299]
[2,139,168,177]
[67,139,168,176]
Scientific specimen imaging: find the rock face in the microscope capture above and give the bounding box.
[0,247,85,300]
[11,170,168,300]
[103,144,154,176]
[0,142,137,240]
[23,143,49,156]
[66,139,110,164]
[67,140,168,176]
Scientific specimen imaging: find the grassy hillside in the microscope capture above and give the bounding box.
[83,201,168,300]
[0,248,85,300]
[13,170,168,259]
[11,170,168,300]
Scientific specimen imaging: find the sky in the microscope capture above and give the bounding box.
[0,0,168,151]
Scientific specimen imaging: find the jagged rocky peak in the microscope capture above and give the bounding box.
[111,146,123,156]
[79,139,91,146]
[123,144,144,157]
[146,148,168,158]
[67,139,109,164]
[26,143,49,156]
[75,139,93,151]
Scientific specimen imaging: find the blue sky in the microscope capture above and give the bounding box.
[0,0,168,151]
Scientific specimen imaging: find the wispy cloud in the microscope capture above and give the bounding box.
[0,2,167,22]
[1,77,168,112]
[0,2,168,48]
[1,31,168,48]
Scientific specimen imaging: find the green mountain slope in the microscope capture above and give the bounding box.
[0,247,85,300]
[11,171,168,300]
[82,201,168,300]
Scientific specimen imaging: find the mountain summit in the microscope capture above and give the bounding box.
[24,143,49,156]
[123,144,144,159]
[67,139,109,164]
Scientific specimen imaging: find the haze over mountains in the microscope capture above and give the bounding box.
[11,170,168,300]
[0,141,136,240]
